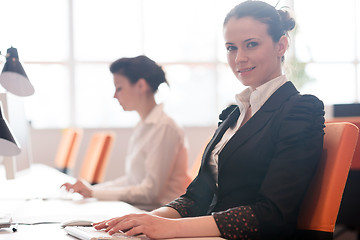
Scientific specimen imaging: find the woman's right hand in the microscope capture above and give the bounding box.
[93,213,180,239]
[93,211,220,239]
[61,179,92,198]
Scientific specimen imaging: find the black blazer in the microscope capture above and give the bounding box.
[183,82,325,239]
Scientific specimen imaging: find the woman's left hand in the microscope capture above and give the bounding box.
[93,213,180,239]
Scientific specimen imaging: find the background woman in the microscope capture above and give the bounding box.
[93,1,325,239]
[62,55,191,210]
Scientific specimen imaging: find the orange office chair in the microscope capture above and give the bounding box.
[54,128,83,174]
[296,122,359,240]
[326,117,360,239]
[327,117,360,169]
[79,131,115,185]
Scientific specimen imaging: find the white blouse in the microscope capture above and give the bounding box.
[92,104,191,208]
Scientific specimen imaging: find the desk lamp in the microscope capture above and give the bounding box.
[0,47,34,97]
[0,100,21,181]
[0,102,21,156]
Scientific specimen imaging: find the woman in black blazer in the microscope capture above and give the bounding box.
[94,1,325,239]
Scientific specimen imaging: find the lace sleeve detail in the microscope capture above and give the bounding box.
[212,206,261,240]
[164,196,202,217]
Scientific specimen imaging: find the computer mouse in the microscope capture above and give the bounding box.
[61,219,93,228]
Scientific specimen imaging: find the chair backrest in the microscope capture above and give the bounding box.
[297,122,359,235]
[54,128,83,174]
[327,117,360,170]
[79,131,115,185]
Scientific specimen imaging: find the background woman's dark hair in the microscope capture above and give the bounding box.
[110,55,168,93]
[223,0,295,43]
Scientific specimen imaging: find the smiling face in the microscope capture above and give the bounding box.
[223,17,288,89]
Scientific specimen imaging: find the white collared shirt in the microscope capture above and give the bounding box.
[92,104,191,208]
[209,76,288,182]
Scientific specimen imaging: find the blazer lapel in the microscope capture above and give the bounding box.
[198,107,240,193]
[202,107,240,166]
[218,82,299,167]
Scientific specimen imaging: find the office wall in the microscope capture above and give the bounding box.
[30,126,216,181]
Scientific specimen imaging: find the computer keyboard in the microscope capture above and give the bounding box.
[64,226,141,240]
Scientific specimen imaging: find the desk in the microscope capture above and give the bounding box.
[0,164,146,239]
[0,164,222,240]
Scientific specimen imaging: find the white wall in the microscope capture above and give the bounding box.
[30,126,216,181]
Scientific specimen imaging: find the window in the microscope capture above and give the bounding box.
[292,0,360,104]
[1,0,358,128]
[0,0,69,128]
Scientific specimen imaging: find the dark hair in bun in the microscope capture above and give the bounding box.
[110,55,168,93]
[224,0,295,42]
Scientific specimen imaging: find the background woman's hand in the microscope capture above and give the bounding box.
[61,179,92,198]
[93,213,180,239]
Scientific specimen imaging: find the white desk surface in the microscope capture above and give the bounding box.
[0,224,223,240]
[0,164,223,240]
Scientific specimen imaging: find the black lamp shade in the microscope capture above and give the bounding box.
[0,47,34,97]
[0,102,21,156]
